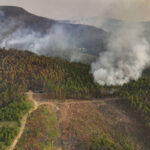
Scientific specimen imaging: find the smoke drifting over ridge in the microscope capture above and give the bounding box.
[0,17,83,62]
[0,1,150,86]
[0,6,106,63]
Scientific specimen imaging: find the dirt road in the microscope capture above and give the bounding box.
[9,91,118,150]
[8,91,38,150]
[9,91,60,150]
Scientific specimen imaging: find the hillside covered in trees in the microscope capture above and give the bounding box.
[0,48,103,105]
[0,48,104,149]
[0,48,150,149]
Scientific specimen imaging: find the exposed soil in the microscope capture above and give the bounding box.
[56,99,149,150]
[11,91,150,150]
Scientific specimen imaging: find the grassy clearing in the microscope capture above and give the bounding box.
[15,105,59,150]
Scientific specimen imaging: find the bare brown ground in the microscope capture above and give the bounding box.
[11,91,149,150]
[56,99,149,150]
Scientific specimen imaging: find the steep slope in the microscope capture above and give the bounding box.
[0,6,108,57]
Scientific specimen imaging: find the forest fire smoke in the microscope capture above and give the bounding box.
[0,0,150,85]
[91,0,150,85]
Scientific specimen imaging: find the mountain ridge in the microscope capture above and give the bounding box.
[0,6,108,57]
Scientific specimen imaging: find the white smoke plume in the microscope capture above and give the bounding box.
[91,0,150,85]
[92,24,150,85]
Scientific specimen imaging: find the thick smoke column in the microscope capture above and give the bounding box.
[92,24,150,85]
[91,0,150,85]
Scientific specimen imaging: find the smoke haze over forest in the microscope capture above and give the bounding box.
[0,0,150,85]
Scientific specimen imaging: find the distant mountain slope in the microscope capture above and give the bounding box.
[62,17,124,32]
[64,16,150,34]
[0,6,108,58]
[0,6,57,32]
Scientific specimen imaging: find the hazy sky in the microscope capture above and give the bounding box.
[0,0,150,21]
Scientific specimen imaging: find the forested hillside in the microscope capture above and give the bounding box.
[0,48,103,106]
[0,48,150,123]
[0,48,103,149]
[0,48,150,149]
